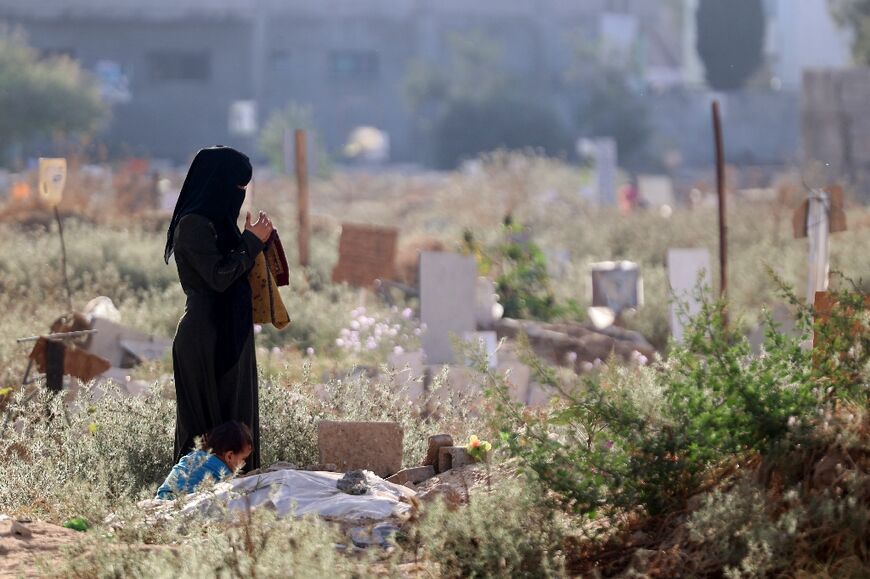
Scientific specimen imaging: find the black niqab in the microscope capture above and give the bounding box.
[164,146,253,263]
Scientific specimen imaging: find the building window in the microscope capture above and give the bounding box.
[147,51,211,82]
[270,49,292,75]
[329,50,379,81]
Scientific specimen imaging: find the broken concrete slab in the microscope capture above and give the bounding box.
[422,434,453,467]
[317,421,403,478]
[437,446,474,474]
[386,465,435,486]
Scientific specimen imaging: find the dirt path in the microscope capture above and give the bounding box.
[0,519,82,578]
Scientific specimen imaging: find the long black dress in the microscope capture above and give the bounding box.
[171,213,265,470]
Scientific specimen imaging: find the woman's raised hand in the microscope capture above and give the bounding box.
[245,211,274,243]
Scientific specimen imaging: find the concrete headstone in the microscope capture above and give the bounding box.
[317,421,403,478]
[332,224,399,288]
[638,175,675,207]
[666,248,711,343]
[589,261,643,313]
[420,252,477,364]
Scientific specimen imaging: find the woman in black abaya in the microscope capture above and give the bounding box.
[164,146,273,471]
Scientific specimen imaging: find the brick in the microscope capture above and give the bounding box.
[422,434,453,467]
[437,446,474,474]
[317,421,403,478]
[386,465,435,486]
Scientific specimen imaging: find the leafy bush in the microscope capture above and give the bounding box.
[419,481,565,578]
[55,509,351,578]
[489,282,868,517]
[463,218,579,322]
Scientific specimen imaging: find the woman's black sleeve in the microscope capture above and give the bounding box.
[175,214,265,292]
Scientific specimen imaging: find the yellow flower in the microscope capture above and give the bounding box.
[87,422,98,434]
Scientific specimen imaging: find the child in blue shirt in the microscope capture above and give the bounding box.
[156,421,253,500]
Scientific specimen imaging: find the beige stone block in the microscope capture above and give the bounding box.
[317,421,403,478]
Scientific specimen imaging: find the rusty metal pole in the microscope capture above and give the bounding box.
[294,129,310,268]
[712,101,728,314]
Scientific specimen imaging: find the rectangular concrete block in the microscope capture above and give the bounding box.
[317,421,403,478]
[386,465,435,486]
[437,446,474,473]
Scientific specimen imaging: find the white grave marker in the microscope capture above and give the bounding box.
[420,252,477,365]
[638,175,675,207]
[462,331,498,369]
[667,248,711,343]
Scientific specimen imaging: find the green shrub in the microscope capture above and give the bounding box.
[54,510,351,578]
[488,282,868,517]
[419,481,565,578]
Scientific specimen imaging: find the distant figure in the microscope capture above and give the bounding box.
[163,146,273,472]
[156,421,253,500]
[618,179,640,215]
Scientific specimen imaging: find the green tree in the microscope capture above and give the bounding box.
[575,69,651,164]
[696,0,766,90]
[433,96,571,169]
[829,0,870,64]
[405,31,569,168]
[0,29,106,163]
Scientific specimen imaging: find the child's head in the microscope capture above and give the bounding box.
[202,421,253,472]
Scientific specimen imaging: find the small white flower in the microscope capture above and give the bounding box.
[581,362,594,372]
[335,338,345,348]
[306,347,315,357]
[593,358,603,368]
[271,346,281,356]
[350,320,360,330]
[566,351,578,363]
[253,324,263,334]
[402,307,413,319]
[393,346,404,355]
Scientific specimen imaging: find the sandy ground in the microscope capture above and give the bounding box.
[0,519,82,578]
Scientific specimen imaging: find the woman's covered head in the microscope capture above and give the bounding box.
[164,145,253,262]
[202,420,253,472]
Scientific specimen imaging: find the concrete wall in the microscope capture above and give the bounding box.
[803,68,870,201]
[0,0,684,164]
[648,88,800,168]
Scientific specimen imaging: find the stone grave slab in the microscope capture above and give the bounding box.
[317,421,403,478]
[420,252,477,364]
[332,223,399,288]
[666,248,711,343]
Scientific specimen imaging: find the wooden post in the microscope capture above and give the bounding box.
[712,101,728,310]
[54,207,73,312]
[294,129,310,268]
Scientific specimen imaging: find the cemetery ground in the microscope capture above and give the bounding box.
[0,152,869,577]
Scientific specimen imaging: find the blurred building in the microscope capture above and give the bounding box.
[0,0,684,164]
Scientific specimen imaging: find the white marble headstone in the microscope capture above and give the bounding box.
[667,248,711,343]
[420,252,477,365]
